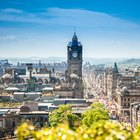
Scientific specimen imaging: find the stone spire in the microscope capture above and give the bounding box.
[113,62,119,74]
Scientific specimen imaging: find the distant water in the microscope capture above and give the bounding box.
[0,57,67,65]
[1,57,136,66]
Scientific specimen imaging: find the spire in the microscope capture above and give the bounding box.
[113,62,119,73]
[74,26,76,33]
[72,32,78,42]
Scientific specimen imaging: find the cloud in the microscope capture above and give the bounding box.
[0,8,50,25]
[1,8,23,14]
[46,8,140,30]
[0,7,139,30]
[0,35,17,41]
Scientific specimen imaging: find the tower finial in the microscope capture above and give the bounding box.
[74,26,76,35]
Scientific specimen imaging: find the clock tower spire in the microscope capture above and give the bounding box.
[66,32,83,98]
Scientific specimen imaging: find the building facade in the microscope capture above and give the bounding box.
[130,102,140,129]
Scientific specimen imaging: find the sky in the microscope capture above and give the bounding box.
[0,0,140,58]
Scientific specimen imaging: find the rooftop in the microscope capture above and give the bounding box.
[14,92,41,95]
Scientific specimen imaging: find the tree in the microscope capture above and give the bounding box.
[15,121,140,140]
[82,102,109,127]
[15,121,34,140]
[77,120,133,140]
[49,104,71,127]
[49,104,81,129]
[15,102,140,140]
[90,102,105,110]
[67,113,81,130]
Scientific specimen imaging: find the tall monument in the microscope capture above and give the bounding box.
[66,33,83,98]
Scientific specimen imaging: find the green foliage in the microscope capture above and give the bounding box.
[15,122,35,140]
[134,123,140,139]
[15,121,140,140]
[33,124,78,140]
[49,104,81,129]
[90,102,105,110]
[67,113,81,130]
[77,121,133,140]
[49,104,71,127]
[14,103,140,139]
[82,102,109,127]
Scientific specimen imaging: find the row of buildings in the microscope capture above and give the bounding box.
[0,33,84,98]
[0,99,91,136]
[84,63,140,128]
[0,33,85,137]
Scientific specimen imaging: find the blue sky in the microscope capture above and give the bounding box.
[0,0,140,58]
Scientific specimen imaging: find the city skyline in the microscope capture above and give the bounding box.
[0,0,140,58]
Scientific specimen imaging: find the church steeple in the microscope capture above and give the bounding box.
[113,62,119,74]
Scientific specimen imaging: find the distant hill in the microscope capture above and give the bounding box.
[84,57,126,65]
[0,57,139,66]
[119,58,140,65]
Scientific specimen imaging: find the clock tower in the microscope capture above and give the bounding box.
[66,32,83,98]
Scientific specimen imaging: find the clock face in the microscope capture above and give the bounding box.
[69,47,71,51]
[72,52,78,58]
